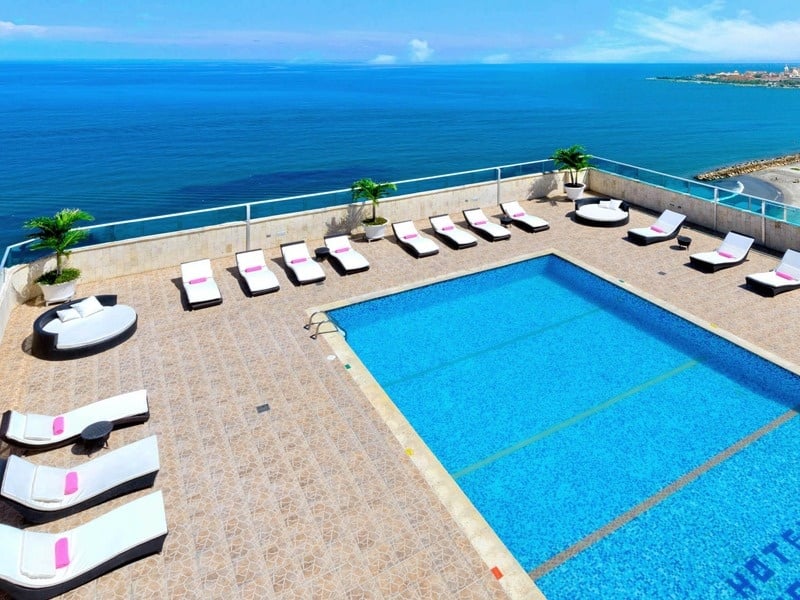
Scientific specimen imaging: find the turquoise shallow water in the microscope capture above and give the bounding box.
[330,255,800,599]
[2,61,800,252]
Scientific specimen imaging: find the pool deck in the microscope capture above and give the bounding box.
[2,198,799,600]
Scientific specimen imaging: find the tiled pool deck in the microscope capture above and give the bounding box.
[2,198,800,600]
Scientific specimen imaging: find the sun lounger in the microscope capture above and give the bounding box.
[500,201,550,233]
[392,221,440,258]
[323,235,370,274]
[627,209,686,245]
[280,241,326,284]
[0,490,167,600]
[689,231,755,272]
[463,208,511,241]
[0,390,150,451]
[0,435,160,524]
[180,258,222,309]
[235,249,280,296]
[745,249,800,296]
[429,214,478,249]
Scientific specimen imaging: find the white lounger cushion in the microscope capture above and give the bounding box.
[324,236,370,272]
[463,209,510,239]
[236,250,280,294]
[1,436,159,510]
[746,249,800,289]
[281,242,326,283]
[3,390,148,447]
[392,221,439,256]
[0,491,166,591]
[627,209,686,240]
[500,201,549,230]
[181,259,222,306]
[691,231,754,266]
[429,215,477,247]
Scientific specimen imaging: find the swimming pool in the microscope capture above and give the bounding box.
[328,254,800,599]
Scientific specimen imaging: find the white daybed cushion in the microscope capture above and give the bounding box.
[3,390,148,447]
[0,491,167,591]
[576,203,627,223]
[1,436,160,510]
[73,296,104,318]
[42,304,136,350]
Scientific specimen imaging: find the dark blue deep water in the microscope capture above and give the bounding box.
[2,61,800,251]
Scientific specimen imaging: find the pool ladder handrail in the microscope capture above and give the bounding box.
[304,311,347,340]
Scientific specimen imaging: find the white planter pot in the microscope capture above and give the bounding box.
[40,280,77,305]
[363,223,387,241]
[565,183,585,201]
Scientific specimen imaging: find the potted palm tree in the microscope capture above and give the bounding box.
[24,208,94,304]
[351,177,397,241]
[551,144,592,200]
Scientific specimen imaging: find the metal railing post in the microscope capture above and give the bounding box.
[245,204,251,251]
[496,168,502,205]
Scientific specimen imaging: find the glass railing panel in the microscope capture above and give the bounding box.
[499,161,549,178]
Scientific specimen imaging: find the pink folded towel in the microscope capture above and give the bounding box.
[776,270,795,280]
[441,225,454,231]
[55,537,70,568]
[474,220,487,225]
[290,257,307,264]
[64,471,78,495]
[52,416,65,436]
[650,225,665,233]
[244,265,262,273]
[403,233,418,239]
[513,212,525,218]
[188,277,207,284]
[334,247,349,253]
[718,251,735,258]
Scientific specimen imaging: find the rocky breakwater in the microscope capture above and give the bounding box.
[695,153,800,181]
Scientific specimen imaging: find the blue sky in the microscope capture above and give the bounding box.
[2,0,800,62]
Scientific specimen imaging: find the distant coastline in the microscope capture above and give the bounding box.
[695,154,800,181]
[656,66,800,89]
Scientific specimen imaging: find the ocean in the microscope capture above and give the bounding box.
[2,61,800,252]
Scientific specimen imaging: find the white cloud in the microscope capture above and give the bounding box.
[409,38,433,62]
[0,19,107,41]
[0,20,47,38]
[369,54,397,65]
[552,2,800,62]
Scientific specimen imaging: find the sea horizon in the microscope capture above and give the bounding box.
[2,60,800,252]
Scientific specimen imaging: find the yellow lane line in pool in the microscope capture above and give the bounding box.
[528,406,800,581]
[451,360,698,481]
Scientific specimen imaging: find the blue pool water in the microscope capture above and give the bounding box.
[329,255,800,599]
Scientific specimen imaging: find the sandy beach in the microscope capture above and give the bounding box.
[734,162,800,206]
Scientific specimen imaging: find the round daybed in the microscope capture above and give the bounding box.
[31,295,137,360]
[574,198,630,227]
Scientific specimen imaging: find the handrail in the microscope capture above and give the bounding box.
[304,311,347,339]
[0,155,791,285]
